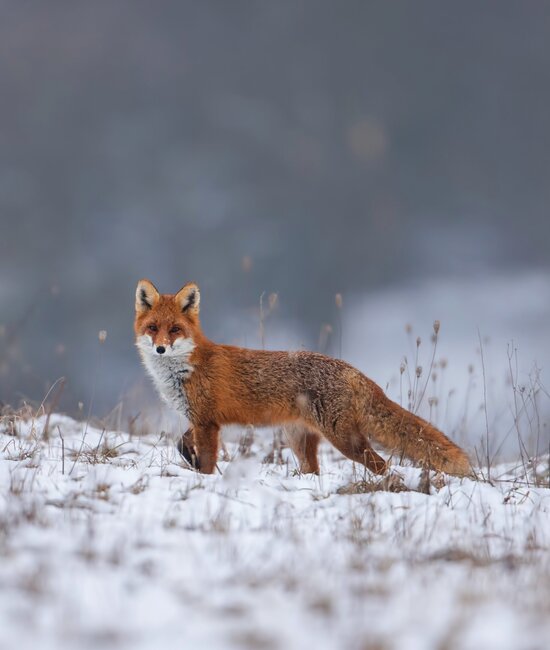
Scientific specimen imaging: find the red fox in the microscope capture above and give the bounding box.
[135,279,471,477]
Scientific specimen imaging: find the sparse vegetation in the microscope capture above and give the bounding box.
[0,398,548,649]
[1,317,549,650]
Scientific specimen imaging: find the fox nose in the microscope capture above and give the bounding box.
[156,346,166,354]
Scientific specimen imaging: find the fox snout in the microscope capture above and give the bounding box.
[151,337,170,354]
[135,333,196,359]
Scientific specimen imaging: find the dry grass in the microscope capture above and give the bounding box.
[0,314,549,650]
[337,472,410,495]
[0,407,549,650]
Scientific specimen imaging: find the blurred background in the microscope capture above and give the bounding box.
[1,1,549,454]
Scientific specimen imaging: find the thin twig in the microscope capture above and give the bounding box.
[477,329,491,482]
[259,291,266,349]
[57,425,65,475]
[42,377,66,439]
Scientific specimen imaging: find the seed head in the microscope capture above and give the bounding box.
[335,293,343,309]
[268,293,278,310]
[318,323,333,350]
[98,330,107,343]
[241,256,253,273]
[416,365,423,378]
[433,320,440,335]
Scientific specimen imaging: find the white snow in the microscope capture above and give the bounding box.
[1,413,549,650]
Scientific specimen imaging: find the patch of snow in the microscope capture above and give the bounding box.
[0,414,549,650]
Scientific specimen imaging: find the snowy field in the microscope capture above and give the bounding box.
[1,412,549,650]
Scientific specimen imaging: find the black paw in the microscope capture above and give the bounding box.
[177,436,200,470]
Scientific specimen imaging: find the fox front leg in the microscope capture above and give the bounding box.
[191,423,220,474]
[177,428,200,470]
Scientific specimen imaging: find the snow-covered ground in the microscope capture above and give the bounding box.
[1,413,549,650]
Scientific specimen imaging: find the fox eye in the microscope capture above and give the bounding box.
[169,326,182,334]
[148,324,158,333]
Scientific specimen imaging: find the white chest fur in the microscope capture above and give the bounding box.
[136,336,195,415]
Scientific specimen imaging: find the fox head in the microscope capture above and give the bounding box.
[134,279,202,358]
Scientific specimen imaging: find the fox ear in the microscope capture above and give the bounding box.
[175,282,200,315]
[135,279,160,313]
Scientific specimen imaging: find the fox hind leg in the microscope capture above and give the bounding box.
[284,423,321,474]
[323,426,387,475]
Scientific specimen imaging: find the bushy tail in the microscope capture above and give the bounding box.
[368,394,471,476]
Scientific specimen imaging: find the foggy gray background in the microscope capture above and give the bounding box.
[1,1,549,431]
